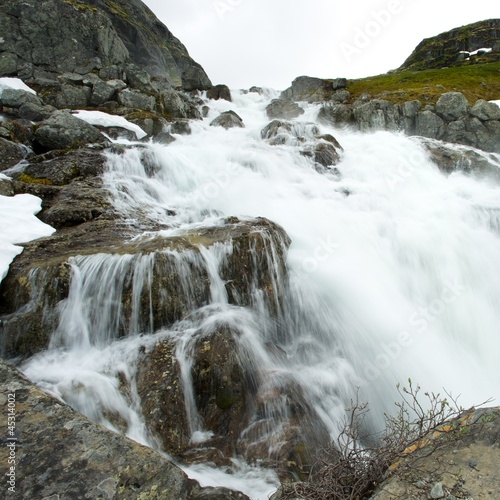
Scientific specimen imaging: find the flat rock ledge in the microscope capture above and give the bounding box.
[0,359,248,499]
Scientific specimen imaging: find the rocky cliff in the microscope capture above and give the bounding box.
[400,19,500,71]
[0,0,212,90]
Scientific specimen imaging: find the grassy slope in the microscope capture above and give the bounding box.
[346,62,500,105]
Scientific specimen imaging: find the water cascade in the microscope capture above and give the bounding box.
[19,89,500,498]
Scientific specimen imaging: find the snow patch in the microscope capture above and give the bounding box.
[72,110,147,139]
[0,77,36,97]
[0,194,55,282]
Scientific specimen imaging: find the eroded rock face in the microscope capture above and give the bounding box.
[34,111,105,151]
[0,0,211,90]
[0,359,248,499]
[210,110,244,129]
[266,99,305,120]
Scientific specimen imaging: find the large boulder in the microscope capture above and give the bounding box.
[206,84,232,102]
[266,99,305,120]
[435,92,471,121]
[0,359,248,499]
[34,111,104,151]
[470,99,500,121]
[210,110,244,129]
[0,88,42,108]
[281,75,346,102]
[0,0,211,90]
[353,99,401,132]
[0,138,25,171]
[318,104,355,128]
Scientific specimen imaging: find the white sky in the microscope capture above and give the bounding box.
[142,0,498,91]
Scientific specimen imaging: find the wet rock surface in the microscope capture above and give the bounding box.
[0,359,249,499]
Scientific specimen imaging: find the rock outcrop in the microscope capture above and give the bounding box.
[400,19,500,71]
[0,359,248,499]
[317,92,500,153]
[0,0,211,90]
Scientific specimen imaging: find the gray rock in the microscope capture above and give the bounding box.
[57,72,85,85]
[117,89,156,112]
[35,111,104,151]
[415,110,445,139]
[153,131,176,145]
[55,84,91,108]
[0,176,14,196]
[0,0,211,90]
[353,99,401,132]
[266,99,305,120]
[261,120,293,140]
[331,89,350,103]
[159,89,200,119]
[0,359,247,499]
[98,65,123,81]
[318,104,355,127]
[210,110,244,129]
[401,100,422,134]
[470,99,500,121]
[182,66,212,91]
[331,78,347,90]
[436,92,470,121]
[0,88,41,108]
[430,482,445,499]
[0,138,25,171]
[0,52,18,76]
[18,102,54,121]
[301,142,341,168]
[90,80,117,106]
[170,120,192,135]
[281,75,327,102]
[207,84,232,102]
[125,63,153,92]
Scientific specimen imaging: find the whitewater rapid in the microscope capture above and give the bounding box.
[21,89,500,498]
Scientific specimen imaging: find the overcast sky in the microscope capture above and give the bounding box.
[142,0,498,90]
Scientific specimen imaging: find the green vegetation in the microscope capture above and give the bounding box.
[18,173,53,185]
[61,0,97,13]
[347,62,500,105]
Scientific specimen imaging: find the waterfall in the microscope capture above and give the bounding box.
[20,89,500,498]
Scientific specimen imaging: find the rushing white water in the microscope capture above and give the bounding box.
[22,88,500,498]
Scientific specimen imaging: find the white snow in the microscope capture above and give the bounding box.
[459,47,492,57]
[0,194,55,282]
[72,110,147,139]
[0,77,36,97]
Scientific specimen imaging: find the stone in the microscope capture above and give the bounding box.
[470,99,500,121]
[401,100,422,135]
[207,84,232,102]
[0,88,41,108]
[331,89,350,103]
[0,138,25,171]
[182,66,212,91]
[435,92,470,121]
[159,90,201,119]
[125,63,153,92]
[415,110,445,139]
[210,110,244,129]
[0,359,248,499]
[55,84,91,108]
[34,111,104,151]
[266,99,305,120]
[353,99,401,132]
[170,120,192,135]
[18,102,54,122]
[281,75,327,102]
[318,104,355,127]
[331,77,347,90]
[153,131,176,145]
[0,176,14,196]
[0,52,18,76]
[90,80,117,106]
[429,482,445,499]
[301,142,341,168]
[117,89,156,112]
